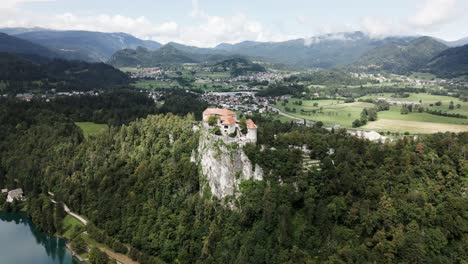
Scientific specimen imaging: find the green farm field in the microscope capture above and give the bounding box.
[133,79,181,90]
[276,93,468,133]
[276,99,375,127]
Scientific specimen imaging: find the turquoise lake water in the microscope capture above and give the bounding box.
[0,212,76,264]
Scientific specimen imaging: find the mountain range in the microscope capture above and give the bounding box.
[0,28,162,62]
[108,44,238,67]
[424,44,468,78]
[0,52,129,92]
[1,28,468,77]
[0,33,59,61]
[351,37,448,74]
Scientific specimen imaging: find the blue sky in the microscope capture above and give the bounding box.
[1,0,468,46]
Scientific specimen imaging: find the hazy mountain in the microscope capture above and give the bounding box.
[0,27,48,35]
[0,33,59,60]
[213,32,416,69]
[4,29,162,62]
[445,37,468,47]
[424,44,468,77]
[166,42,225,55]
[215,41,263,52]
[352,36,448,74]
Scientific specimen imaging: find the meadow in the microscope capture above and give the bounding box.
[276,93,468,134]
[75,122,107,138]
[276,99,375,127]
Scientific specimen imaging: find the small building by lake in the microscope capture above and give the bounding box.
[7,188,24,203]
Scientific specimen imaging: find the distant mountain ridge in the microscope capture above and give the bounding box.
[424,44,468,78]
[1,28,466,75]
[109,44,239,67]
[213,32,420,69]
[0,28,162,62]
[0,33,60,60]
[0,52,129,92]
[351,36,448,74]
[109,31,420,69]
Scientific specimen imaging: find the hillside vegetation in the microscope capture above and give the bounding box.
[0,99,466,263]
[109,44,239,67]
[213,57,266,77]
[0,33,59,60]
[352,37,448,74]
[425,44,468,78]
[10,30,162,62]
[0,53,129,93]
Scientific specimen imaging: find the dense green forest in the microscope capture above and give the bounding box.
[351,37,448,74]
[213,57,266,77]
[0,53,129,94]
[425,44,468,78]
[0,95,467,263]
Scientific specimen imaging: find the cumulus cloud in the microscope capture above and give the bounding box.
[0,0,295,47]
[409,0,459,28]
[183,0,295,46]
[0,0,466,46]
[1,0,53,9]
[361,17,410,37]
[362,0,467,37]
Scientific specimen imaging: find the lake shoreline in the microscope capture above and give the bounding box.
[0,211,78,264]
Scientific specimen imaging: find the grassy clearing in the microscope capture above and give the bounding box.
[133,79,180,90]
[376,106,468,125]
[364,119,468,134]
[78,233,137,264]
[275,94,468,133]
[61,215,85,240]
[409,72,438,80]
[361,93,466,105]
[276,99,375,127]
[195,72,230,79]
[75,122,107,138]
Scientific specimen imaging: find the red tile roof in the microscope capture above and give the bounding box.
[221,116,236,125]
[203,108,236,117]
[246,119,257,129]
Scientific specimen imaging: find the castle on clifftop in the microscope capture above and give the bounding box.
[202,108,257,144]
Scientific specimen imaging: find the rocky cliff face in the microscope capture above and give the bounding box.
[196,127,263,200]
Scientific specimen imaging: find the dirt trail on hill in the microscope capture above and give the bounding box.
[100,248,139,264]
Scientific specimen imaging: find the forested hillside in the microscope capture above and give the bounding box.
[10,30,162,62]
[352,37,448,74]
[0,98,466,263]
[0,33,59,60]
[109,44,234,67]
[213,57,266,77]
[0,53,129,93]
[425,44,468,78]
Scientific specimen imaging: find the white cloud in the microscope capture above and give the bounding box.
[361,17,410,37]
[409,0,459,28]
[1,0,53,10]
[0,0,467,46]
[0,0,296,47]
[361,0,468,38]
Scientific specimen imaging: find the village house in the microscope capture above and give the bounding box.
[202,108,257,143]
[6,188,24,203]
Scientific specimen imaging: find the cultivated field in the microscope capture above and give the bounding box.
[276,93,468,134]
[276,99,375,127]
[364,119,468,134]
